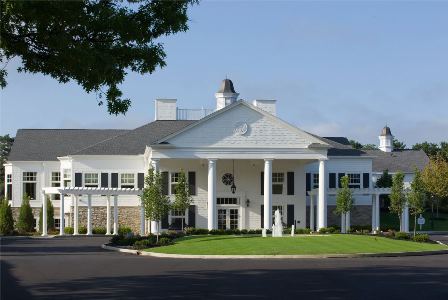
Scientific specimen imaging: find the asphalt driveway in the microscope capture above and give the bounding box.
[1,236,448,299]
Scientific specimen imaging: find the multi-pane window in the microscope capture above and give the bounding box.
[120,173,135,189]
[63,169,71,187]
[170,209,186,230]
[54,218,60,229]
[23,172,37,200]
[348,173,361,189]
[84,173,98,188]
[6,174,12,201]
[272,173,284,194]
[313,173,319,189]
[217,197,238,205]
[272,205,284,225]
[170,172,180,194]
[51,172,61,200]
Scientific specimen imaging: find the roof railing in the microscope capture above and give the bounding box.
[176,108,214,120]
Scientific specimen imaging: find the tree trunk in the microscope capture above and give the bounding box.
[398,215,402,232]
[413,214,417,237]
[341,213,346,234]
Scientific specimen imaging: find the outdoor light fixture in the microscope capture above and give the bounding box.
[246,199,250,207]
[231,159,236,194]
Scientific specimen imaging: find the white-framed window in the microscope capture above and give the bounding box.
[217,197,238,205]
[272,173,284,194]
[54,218,60,229]
[63,169,71,187]
[170,209,186,230]
[312,173,319,189]
[84,173,98,188]
[6,174,12,201]
[170,172,180,194]
[348,173,361,188]
[120,173,135,189]
[272,205,284,225]
[23,172,37,200]
[51,172,61,200]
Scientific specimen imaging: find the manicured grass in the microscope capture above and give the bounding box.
[380,212,448,231]
[147,234,447,255]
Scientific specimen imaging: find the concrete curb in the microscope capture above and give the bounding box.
[101,244,448,259]
[0,235,57,240]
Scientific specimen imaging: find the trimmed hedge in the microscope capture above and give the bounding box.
[413,234,430,243]
[394,231,410,240]
[93,227,107,234]
[64,227,74,234]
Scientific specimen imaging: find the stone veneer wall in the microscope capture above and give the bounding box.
[306,205,372,228]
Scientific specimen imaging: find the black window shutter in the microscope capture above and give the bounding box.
[6,185,12,201]
[188,205,196,228]
[75,173,82,187]
[161,172,169,195]
[188,172,196,195]
[261,205,264,228]
[363,173,370,189]
[261,172,264,195]
[101,173,109,188]
[111,173,118,188]
[338,173,345,188]
[306,173,311,192]
[329,173,336,189]
[287,172,295,195]
[287,205,294,227]
[161,213,169,229]
[137,173,144,189]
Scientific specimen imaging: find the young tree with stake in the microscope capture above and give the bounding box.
[408,169,426,237]
[335,175,353,234]
[389,172,407,232]
[141,168,170,242]
[173,170,192,231]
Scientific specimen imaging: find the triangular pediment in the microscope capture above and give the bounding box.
[155,101,328,149]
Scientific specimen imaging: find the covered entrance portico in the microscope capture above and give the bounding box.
[41,187,143,236]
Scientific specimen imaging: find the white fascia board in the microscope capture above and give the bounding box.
[69,155,144,160]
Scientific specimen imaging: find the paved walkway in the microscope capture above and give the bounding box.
[1,236,448,299]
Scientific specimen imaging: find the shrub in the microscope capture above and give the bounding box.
[64,227,74,234]
[0,198,14,235]
[295,228,311,235]
[318,227,339,234]
[247,229,262,235]
[184,227,209,235]
[118,226,132,236]
[394,232,410,240]
[79,226,87,234]
[93,227,107,234]
[133,239,155,249]
[240,229,248,234]
[157,237,174,246]
[413,234,430,243]
[17,194,34,233]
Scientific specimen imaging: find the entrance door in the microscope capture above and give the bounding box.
[218,208,239,230]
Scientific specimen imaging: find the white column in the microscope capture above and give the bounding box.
[151,159,160,172]
[371,195,376,232]
[41,191,47,236]
[106,195,111,235]
[341,213,346,234]
[346,211,351,232]
[375,193,380,231]
[87,194,92,235]
[113,195,118,235]
[140,203,145,236]
[402,203,409,233]
[208,159,217,230]
[264,159,273,230]
[59,194,65,235]
[74,195,79,235]
[317,159,327,230]
[310,194,315,231]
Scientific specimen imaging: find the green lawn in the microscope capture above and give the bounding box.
[147,235,447,255]
[380,212,448,231]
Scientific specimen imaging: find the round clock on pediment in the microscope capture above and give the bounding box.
[222,173,234,186]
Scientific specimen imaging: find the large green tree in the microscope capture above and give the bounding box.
[376,170,393,188]
[408,169,426,237]
[0,197,14,235]
[0,0,197,114]
[39,197,55,232]
[141,168,170,241]
[389,172,407,232]
[393,138,406,150]
[421,156,448,217]
[413,141,448,161]
[0,135,14,198]
[173,170,192,231]
[335,175,353,233]
[17,193,34,233]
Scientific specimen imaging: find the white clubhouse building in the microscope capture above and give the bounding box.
[4,79,428,235]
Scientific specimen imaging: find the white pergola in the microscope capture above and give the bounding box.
[308,187,409,233]
[41,187,143,237]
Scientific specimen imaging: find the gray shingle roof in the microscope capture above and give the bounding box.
[8,129,128,161]
[217,79,236,93]
[72,120,196,156]
[364,149,429,173]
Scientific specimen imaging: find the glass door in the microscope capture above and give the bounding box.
[218,209,227,230]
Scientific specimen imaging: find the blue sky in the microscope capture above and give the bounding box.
[1,0,447,146]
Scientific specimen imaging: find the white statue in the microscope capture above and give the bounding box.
[272,209,283,237]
